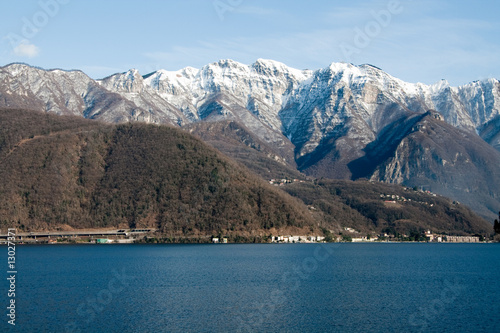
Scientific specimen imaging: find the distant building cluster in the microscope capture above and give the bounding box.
[380,192,436,206]
[381,193,409,203]
[211,238,228,244]
[339,228,482,243]
[270,235,325,243]
[351,237,378,242]
[211,235,326,243]
[425,231,480,243]
[343,228,378,242]
[268,178,304,186]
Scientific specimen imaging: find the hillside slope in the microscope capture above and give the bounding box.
[283,180,492,236]
[366,112,500,220]
[0,108,493,238]
[0,108,317,237]
[185,120,303,180]
[1,62,500,220]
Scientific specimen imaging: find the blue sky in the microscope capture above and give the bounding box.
[0,0,499,86]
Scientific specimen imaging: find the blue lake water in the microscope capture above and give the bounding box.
[2,243,500,332]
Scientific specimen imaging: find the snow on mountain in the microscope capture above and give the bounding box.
[0,63,162,123]
[0,63,91,116]
[1,60,499,157]
[139,59,313,153]
[141,59,311,128]
[99,69,185,125]
[457,78,500,127]
[1,60,500,219]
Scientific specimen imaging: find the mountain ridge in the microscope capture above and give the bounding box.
[0,108,492,237]
[1,60,499,220]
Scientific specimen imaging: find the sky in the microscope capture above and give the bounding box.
[0,0,499,86]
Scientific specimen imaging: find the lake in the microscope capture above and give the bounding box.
[2,243,499,332]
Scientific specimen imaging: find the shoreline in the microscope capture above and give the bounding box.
[5,240,497,245]
[2,228,496,245]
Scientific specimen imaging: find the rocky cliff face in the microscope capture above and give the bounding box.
[365,111,500,220]
[140,59,312,155]
[2,60,499,154]
[1,60,499,219]
[0,63,182,124]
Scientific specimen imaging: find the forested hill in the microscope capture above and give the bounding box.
[0,108,493,238]
[0,108,317,237]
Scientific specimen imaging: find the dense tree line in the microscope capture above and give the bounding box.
[284,179,492,236]
[0,108,492,238]
[0,109,316,236]
[494,212,500,234]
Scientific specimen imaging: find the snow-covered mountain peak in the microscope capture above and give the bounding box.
[1,60,499,157]
[2,63,41,76]
[126,69,141,80]
[254,58,285,66]
[461,78,499,90]
[326,62,362,78]
[429,79,451,93]
[143,66,200,86]
[99,68,145,93]
[180,66,200,77]
[2,63,89,79]
[215,58,245,68]
[320,62,383,91]
[251,59,312,81]
[331,63,413,93]
[202,59,250,75]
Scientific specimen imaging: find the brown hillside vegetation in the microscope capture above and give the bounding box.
[0,108,492,239]
[185,121,303,180]
[0,108,318,237]
[283,180,492,236]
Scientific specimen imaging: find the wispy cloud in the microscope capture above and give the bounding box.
[13,40,40,58]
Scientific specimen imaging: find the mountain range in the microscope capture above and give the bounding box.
[0,60,499,221]
[0,108,491,237]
